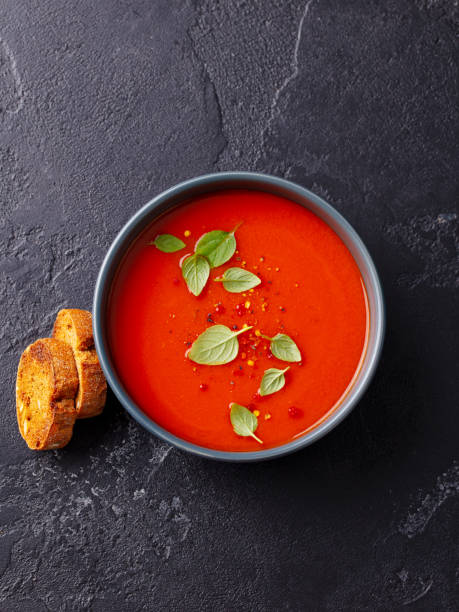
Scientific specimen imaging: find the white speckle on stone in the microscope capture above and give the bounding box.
[397,569,409,584]
[153,496,192,559]
[0,38,25,114]
[111,504,122,517]
[399,463,459,538]
[75,495,93,515]
[147,443,173,482]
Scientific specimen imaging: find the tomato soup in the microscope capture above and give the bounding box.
[108,189,369,451]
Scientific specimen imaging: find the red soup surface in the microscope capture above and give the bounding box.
[108,189,369,451]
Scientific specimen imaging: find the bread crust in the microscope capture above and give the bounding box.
[16,338,78,450]
[52,309,106,418]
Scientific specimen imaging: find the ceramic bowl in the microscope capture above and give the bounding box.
[93,172,385,461]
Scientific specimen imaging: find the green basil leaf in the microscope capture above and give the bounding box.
[195,225,239,267]
[259,367,290,396]
[188,324,252,365]
[151,234,185,253]
[215,267,261,293]
[230,403,263,444]
[266,333,302,362]
[182,254,210,296]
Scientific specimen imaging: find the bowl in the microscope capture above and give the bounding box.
[93,172,385,461]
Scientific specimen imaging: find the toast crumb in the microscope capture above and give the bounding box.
[16,338,78,450]
[53,309,107,418]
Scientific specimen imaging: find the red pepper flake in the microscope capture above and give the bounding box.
[199,383,208,391]
[232,368,243,377]
[215,303,225,314]
[247,403,256,411]
[235,303,245,316]
[173,278,180,286]
[288,406,303,418]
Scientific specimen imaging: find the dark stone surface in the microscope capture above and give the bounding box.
[0,0,457,609]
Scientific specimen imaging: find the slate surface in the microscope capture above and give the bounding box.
[0,1,458,610]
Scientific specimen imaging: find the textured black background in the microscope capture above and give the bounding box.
[0,1,458,610]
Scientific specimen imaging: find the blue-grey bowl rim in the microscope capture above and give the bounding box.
[93,171,385,462]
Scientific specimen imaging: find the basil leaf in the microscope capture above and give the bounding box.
[182,254,210,296]
[195,225,240,268]
[215,267,261,293]
[188,324,252,365]
[259,367,290,396]
[264,333,301,362]
[151,234,185,253]
[230,403,263,444]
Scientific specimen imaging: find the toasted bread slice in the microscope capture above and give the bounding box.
[16,338,78,450]
[52,309,106,419]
